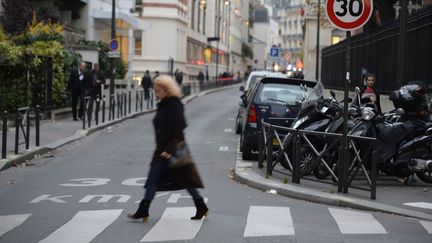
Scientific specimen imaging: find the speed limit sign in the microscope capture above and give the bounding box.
[326,0,373,31]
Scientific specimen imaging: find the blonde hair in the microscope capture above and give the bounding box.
[154,75,182,98]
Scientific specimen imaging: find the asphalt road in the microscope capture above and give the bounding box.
[0,87,431,242]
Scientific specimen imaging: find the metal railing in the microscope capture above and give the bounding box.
[1,106,40,158]
[260,120,378,199]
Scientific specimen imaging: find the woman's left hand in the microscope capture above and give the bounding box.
[160,151,172,159]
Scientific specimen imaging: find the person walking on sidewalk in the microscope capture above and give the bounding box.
[127,75,208,222]
[86,63,105,125]
[68,62,87,121]
[141,70,153,109]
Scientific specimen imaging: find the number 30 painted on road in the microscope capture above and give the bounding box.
[59,178,147,187]
[326,0,373,31]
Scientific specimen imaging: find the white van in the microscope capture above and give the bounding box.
[240,71,287,92]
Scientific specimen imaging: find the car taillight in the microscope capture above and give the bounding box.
[248,105,257,123]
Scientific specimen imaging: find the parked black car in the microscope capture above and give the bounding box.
[239,77,316,160]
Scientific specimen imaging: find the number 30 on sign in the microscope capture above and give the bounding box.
[326,0,373,31]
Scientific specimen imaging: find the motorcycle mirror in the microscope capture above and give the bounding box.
[239,86,245,92]
[348,107,357,115]
[330,90,336,98]
[395,108,405,115]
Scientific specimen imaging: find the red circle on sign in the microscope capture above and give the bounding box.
[326,0,373,30]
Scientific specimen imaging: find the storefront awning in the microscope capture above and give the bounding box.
[93,10,151,31]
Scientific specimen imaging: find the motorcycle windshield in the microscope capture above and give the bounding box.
[297,81,324,117]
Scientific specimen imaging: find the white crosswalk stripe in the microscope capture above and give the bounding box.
[2,206,432,241]
[140,207,204,242]
[0,214,31,237]
[329,208,387,234]
[420,221,432,234]
[243,206,294,237]
[39,209,122,243]
[403,202,432,210]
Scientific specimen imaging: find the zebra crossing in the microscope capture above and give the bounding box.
[0,206,431,242]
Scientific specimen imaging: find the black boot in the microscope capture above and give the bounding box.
[191,198,209,220]
[127,199,150,222]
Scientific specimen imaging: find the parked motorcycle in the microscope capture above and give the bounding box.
[347,84,432,183]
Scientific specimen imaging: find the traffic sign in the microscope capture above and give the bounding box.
[270,46,279,57]
[109,39,119,51]
[108,51,120,58]
[326,0,373,31]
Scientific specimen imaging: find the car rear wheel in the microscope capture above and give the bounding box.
[240,133,252,160]
[235,116,242,134]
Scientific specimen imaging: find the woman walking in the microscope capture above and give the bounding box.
[128,75,208,222]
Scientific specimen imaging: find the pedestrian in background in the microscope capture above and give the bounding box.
[174,69,183,86]
[86,63,105,125]
[353,73,382,114]
[68,62,87,121]
[128,75,208,222]
[141,70,153,109]
[198,71,204,87]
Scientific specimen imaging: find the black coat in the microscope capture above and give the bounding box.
[146,97,204,191]
[87,70,105,97]
[68,68,87,94]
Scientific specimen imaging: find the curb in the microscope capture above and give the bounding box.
[0,84,239,172]
[234,163,432,221]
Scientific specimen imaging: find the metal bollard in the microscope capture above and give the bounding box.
[35,106,40,147]
[266,126,274,177]
[258,130,264,168]
[135,91,138,112]
[102,96,106,123]
[2,111,7,159]
[128,91,131,114]
[117,93,120,118]
[25,109,30,150]
[140,91,144,111]
[14,111,19,154]
[292,134,301,184]
[123,93,127,116]
[95,95,100,126]
[371,150,377,200]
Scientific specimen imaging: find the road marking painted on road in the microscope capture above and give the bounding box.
[121,177,147,186]
[243,206,294,237]
[0,214,31,237]
[167,193,192,203]
[228,118,235,121]
[219,146,229,151]
[329,208,387,234]
[59,178,111,187]
[420,221,432,234]
[403,202,432,210]
[39,209,122,243]
[225,128,233,133]
[140,207,204,242]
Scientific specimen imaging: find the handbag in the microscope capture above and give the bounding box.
[168,141,194,169]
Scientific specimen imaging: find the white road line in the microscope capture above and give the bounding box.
[166,193,192,203]
[420,221,432,234]
[243,206,294,237]
[403,202,432,210]
[224,128,232,133]
[228,118,235,121]
[39,209,122,243]
[219,146,229,151]
[0,214,31,237]
[329,208,387,234]
[140,207,205,242]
